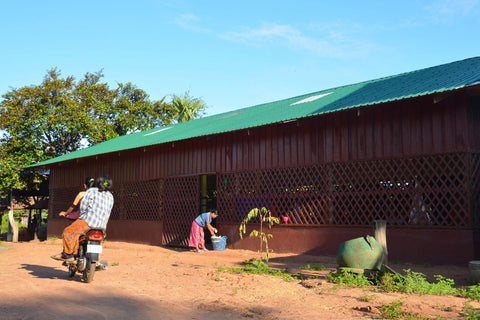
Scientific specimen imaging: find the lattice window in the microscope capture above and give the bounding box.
[162,176,199,246]
[111,179,163,221]
[470,153,480,227]
[48,187,81,220]
[218,153,475,228]
[49,180,163,222]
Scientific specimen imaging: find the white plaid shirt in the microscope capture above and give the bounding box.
[79,187,114,229]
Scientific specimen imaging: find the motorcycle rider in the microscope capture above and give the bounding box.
[52,175,114,262]
[58,176,95,220]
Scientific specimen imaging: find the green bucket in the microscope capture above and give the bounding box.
[336,235,384,270]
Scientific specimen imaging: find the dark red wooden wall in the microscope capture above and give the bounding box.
[45,88,480,264]
[49,92,473,187]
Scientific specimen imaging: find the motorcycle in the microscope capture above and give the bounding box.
[63,228,106,283]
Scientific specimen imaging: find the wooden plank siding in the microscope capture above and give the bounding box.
[49,94,472,188]
[468,96,480,152]
[44,90,480,265]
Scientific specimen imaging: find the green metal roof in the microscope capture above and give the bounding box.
[31,56,480,167]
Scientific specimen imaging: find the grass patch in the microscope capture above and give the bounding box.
[359,289,376,302]
[326,269,373,288]
[379,299,405,319]
[219,259,294,281]
[221,259,480,300]
[327,267,480,300]
[379,269,457,296]
[462,302,480,320]
[459,283,480,300]
[378,299,437,320]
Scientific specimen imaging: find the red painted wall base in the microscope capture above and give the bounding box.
[47,220,475,266]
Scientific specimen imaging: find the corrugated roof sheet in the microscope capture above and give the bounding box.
[31,56,480,167]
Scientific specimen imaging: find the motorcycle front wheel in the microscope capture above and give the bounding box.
[82,260,96,283]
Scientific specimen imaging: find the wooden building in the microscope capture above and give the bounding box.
[33,57,480,264]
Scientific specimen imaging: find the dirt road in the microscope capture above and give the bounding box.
[0,239,477,319]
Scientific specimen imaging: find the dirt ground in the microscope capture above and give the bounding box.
[0,239,478,320]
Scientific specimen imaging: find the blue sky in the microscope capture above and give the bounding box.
[1,0,480,116]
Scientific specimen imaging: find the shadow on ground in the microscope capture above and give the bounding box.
[2,289,259,320]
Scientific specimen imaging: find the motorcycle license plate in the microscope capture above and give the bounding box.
[87,244,102,254]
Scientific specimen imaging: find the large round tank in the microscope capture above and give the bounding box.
[336,235,384,270]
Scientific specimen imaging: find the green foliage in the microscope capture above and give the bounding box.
[380,268,480,301]
[170,90,206,123]
[1,211,26,233]
[327,269,373,288]
[1,212,9,234]
[300,264,327,271]
[219,259,293,282]
[238,207,280,262]
[379,272,404,293]
[359,289,375,302]
[402,270,433,294]
[458,284,480,300]
[329,267,476,301]
[382,269,457,296]
[379,299,405,319]
[462,302,480,320]
[1,69,206,195]
[1,210,47,241]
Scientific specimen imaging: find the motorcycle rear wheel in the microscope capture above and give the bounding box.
[82,261,96,283]
[68,264,76,278]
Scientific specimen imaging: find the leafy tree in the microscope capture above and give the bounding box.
[0,68,206,198]
[171,90,206,122]
[0,68,207,241]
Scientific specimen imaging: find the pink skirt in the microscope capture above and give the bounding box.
[188,221,205,249]
[67,210,80,220]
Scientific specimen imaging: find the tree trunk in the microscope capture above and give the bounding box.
[7,207,19,243]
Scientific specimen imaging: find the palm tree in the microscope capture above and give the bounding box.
[171,91,206,122]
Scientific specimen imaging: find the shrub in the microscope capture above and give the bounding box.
[327,269,373,288]
[219,259,293,282]
[459,284,480,300]
[300,264,327,271]
[379,299,404,319]
[239,207,279,262]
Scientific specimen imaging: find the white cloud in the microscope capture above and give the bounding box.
[425,0,480,20]
[174,13,211,33]
[219,22,376,59]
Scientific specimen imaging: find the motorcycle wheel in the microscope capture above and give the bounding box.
[82,261,96,283]
[68,264,76,278]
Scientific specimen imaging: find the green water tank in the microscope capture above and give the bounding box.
[336,235,384,270]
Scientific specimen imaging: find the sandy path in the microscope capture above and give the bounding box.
[0,240,477,319]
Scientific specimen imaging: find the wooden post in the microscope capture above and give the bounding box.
[200,175,207,213]
[374,219,388,264]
